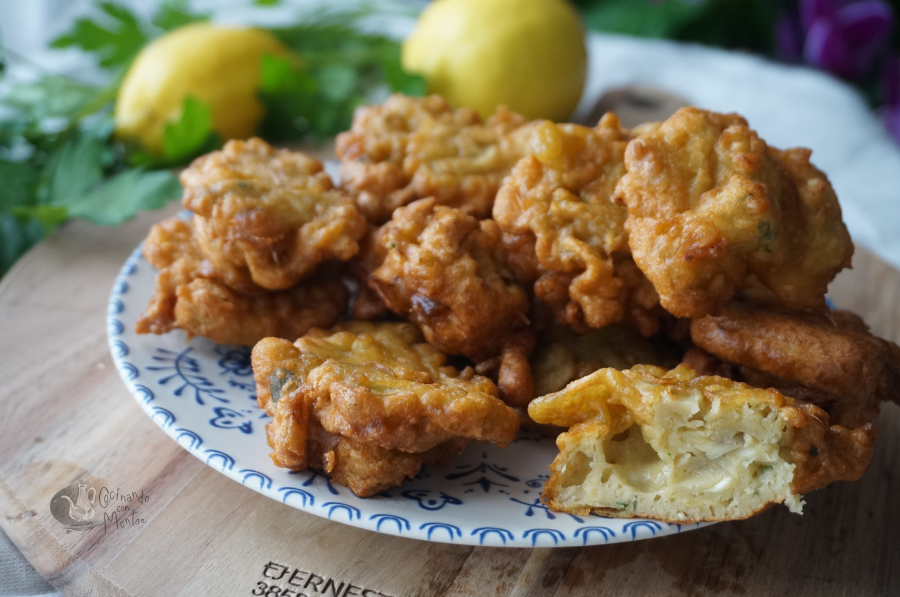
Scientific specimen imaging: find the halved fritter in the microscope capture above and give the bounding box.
[528,365,875,522]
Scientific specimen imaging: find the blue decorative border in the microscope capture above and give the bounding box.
[107,241,712,547]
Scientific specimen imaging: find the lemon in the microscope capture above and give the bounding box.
[402,0,587,122]
[115,23,287,154]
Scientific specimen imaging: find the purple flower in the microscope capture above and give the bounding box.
[777,0,894,80]
[884,55,900,143]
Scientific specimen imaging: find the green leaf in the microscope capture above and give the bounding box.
[672,0,781,53]
[380,47,426,96]
[12,204,69,234]
[260,12,424,143]
[0,160,39,212]
[254,0,282,6]
[314,65,358,102]
[51,2,148,69]
[65,169,181,226]
[152,0,210,32]
[0,214,47,278]
[581,0,711,38]
[260,54,318,95]
[162,96,218,163]
[39,135,105,206]
[2,75,101,121]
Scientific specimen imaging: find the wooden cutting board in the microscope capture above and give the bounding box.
[2,141,900,596]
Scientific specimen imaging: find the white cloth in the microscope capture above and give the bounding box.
[0,531,55,597]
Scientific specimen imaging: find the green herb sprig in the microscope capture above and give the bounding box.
[0,0,422,278]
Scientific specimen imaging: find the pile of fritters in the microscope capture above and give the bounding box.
[137,95,898,522]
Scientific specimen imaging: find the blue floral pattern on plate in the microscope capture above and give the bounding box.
[108,244,711,547]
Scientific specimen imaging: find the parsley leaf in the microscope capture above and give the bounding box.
[66,169,182,226]
[261,11,424,142]
[2,76,102,121]
[12,205,69,234]
[38,135,106,206]
[381,46,426,97]
[580,0,709,38]
[152,0,210,32]
[0,160,38,211]
[51,2,149,70]
[0,215,46,278]
[162,96,219,163]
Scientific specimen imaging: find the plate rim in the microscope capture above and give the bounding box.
[107,240,711,547]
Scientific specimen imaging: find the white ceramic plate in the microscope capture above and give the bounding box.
[107,243,710,547]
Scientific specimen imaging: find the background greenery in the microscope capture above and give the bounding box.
[2,0,899,280]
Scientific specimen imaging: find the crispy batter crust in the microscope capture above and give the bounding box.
[136,217,347,346]
[251,323,519,495]
[181,138,366,290]
[690,301,900,427]
[369,198,531,361]
[783,402,876,495]
[474,331,536,408]
[529,365,875,521]
[346,225,389,320]
[493,115,660,334]
[615,107,852,318]
[336,94,536,222]
[531,323,671,397]
[306,421,468,498]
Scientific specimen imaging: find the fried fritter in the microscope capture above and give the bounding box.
[690,301,900,428]
[181,138,367,290]
[528,365,876,522]
[615,107,852,318]
[474,331,536,408]
[336,94,536,222]
[531,323,672,397]
[252,322,520,495]
[369,198,531,362]
[493,115,660,334]
[136,217,347,346]
[346,225,390,320]
[308,418,468,498]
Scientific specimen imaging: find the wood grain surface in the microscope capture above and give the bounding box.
[1,126,899,595]
[0,205,898,597]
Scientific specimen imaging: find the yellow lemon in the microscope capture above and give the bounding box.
[402,0,587,122]
[115,23,287,154]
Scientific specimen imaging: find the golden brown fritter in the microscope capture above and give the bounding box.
[181,137,366,290]
[336,94,536,222]
[528,364,875,522]
[346,225,390,320]
[615,107,852,319]
[251,322,520,495]
[690,301,900,428]
[136,217,347,346]
[493,115,660,334]
[474,331,536,408]
[531,323,672,397]
[307,419,467,498]
[369,198,531,362]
